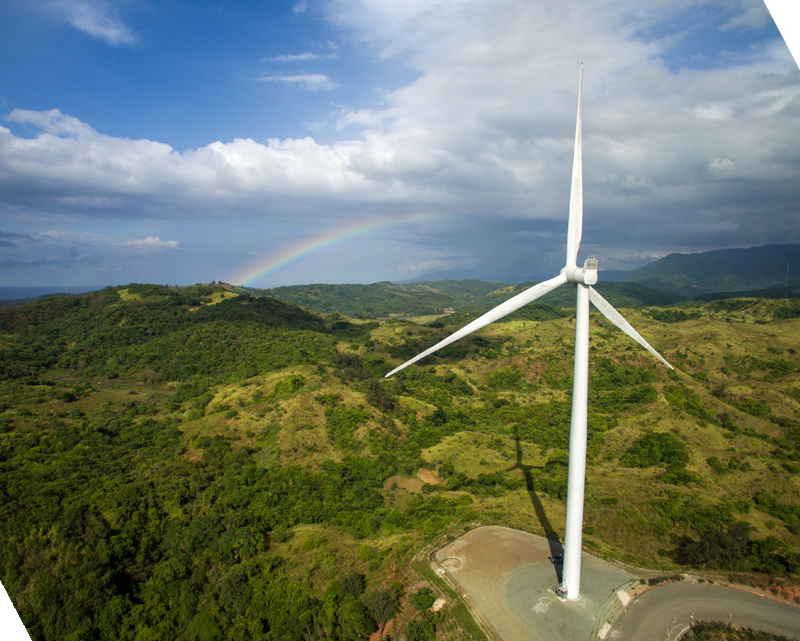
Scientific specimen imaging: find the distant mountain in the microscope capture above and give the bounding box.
[622,244,800,299]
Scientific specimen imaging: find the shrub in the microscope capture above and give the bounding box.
[621,432,689,468]
[664,385,716,423]
[412,587,436,611]
[338,571,366,597]
[405,611,437,641]
[271,374,306,397]
[272,526,292,542]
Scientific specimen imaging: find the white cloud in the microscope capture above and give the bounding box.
[708,157,735,174]
[266,52,322,62]
[324,0,485,57]
[8,108,96,137]
[35,230,178,250]
[122,236,179,248]
[720,0,772,30]
[259,74,338,90]
[52,1,137,46]
[264,42,338,63]
[0,108,416,212]
[334,108,386,131]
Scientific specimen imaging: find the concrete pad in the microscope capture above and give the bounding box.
[436,526,636,641]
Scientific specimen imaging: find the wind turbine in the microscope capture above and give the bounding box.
[385,64,673,601]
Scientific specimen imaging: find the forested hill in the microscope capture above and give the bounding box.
[244,278,680,319]
[0,283,369,384]
[247,279,506,318]
[623,244,800,299]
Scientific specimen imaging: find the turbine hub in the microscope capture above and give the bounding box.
[561,256,598,285]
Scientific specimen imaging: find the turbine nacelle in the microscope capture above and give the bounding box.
[561,257,598,285]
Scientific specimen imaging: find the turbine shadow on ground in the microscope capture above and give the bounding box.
[507,427,564,584]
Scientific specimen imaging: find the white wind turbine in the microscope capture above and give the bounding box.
[385,64,673,601]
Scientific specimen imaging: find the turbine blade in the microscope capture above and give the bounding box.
[385,273,568,377]
[565,64,584,267]
[588,287,673,369]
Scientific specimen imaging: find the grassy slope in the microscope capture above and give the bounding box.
[364,297,800,572]
[170,293,800,571]
[2,286,800,640]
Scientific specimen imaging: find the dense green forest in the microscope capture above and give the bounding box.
[2,283,800,640]
[249,280,505,318]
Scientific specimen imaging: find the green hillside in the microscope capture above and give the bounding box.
[244,278,680,321]
[438,280,683,328]
[246,279,506,318]
[2,284,800,641]
[495,280,683,309]
[623,244,800,299]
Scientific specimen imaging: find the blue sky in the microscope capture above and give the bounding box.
[0,1,419,150]
[0,0,798,289]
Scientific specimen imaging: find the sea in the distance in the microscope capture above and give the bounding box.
[0,286,105,301]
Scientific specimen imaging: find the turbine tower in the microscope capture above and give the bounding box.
[385,64,673,601]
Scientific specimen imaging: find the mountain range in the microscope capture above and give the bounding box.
[622,244,800,299]
[245,245,799,319]
[3,244,799,315]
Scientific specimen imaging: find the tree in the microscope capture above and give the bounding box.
[676,521,752,568]
[405,611,437,641]
[723,521,752,566]
[337,599,376,641]
[338,571,366,598]
[363,588,399,636]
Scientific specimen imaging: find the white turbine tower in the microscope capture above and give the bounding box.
[385,64,673,601]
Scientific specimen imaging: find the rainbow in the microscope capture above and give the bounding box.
[229,212,438,287]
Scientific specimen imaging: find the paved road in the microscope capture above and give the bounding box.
[609,582,800,640]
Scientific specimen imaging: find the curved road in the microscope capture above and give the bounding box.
[609,582,800,640]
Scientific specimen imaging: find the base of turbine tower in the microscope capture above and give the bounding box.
[435,526,637,641]
[553,582,579,601]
